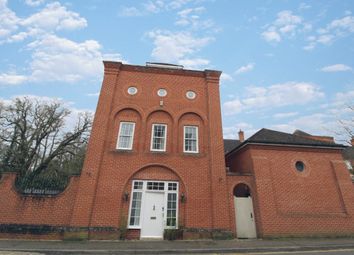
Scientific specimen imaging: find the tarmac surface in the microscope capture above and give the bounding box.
[0,238,354,254]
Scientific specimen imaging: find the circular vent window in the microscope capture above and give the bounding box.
[157,88,167,97]
[295,161,305,172]
[186,91,196,99]
[127,86,138,95]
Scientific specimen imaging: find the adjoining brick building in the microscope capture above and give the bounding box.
[0,61,353,240]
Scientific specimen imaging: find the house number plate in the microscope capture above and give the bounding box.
[150,217,156,220]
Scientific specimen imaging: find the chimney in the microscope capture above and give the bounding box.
[351,137,354,147]
[238,130,244,142]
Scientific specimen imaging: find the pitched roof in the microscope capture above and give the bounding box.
[226,128,345,156]
[223,139,241,154]
[247,128,342,147]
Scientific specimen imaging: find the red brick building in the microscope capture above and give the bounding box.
[0,61,353,240]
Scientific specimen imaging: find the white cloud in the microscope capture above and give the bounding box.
[270,90,354,142]
[328,15,354,32]
[261,29,281,42]
[118,6,143,17]
[175,7,214,30]
[273,112,299,119]
[168,0,193,10]
[334,90,354,104]
[147,30,212,68]
[270,123,295,134]
[0,1,20,39]
[316,34,334,45]
[327,90,354,117]
[178,58,210,69]
[223,122,256,139]
[272,120,309,135]
[143,1,163,13]
[321,64,352,72]
[0,34,124,85]
[304,15,354,50]
[220,73,233,83]
[274,10,302,27]
[223,82,324,116]
[317,90,354,118]
[0,2,124,85]
[261,10,308,43]
[27,34,124,83]
[223,99,243,115]
[24,0,45,7]
[272,113,330,136]
[21,2,87,31]
[119,0,193,16]
[0,1,87,44]
[303,43,315,51]
[0,72,27,85]
[87,92,100,97]
[235,63,254,75]
[298,3,311,10]
[28,35,99,82]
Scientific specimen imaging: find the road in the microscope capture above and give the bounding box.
[1,248,354,255]
[1,238,354,255]
[228,249,354,255]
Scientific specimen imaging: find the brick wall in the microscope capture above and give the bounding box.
[248,145,354,237]
[0,172,80,238]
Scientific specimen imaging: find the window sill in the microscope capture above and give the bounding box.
[183,151,199,154]
[128,226,141,230]
[182,152,202,157]
[113,149,136,154]
[150,151,168,155]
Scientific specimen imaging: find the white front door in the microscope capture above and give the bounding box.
[235,196,257,238]
[141,192,165,238]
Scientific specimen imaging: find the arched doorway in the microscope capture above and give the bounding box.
[233,183,257,238]
[125,165,185,239]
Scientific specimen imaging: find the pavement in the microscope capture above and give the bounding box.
[0,238,354,254]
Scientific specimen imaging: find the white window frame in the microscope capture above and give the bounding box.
[183,126,199,153]
[127,180,179,229]
[150,124,167,152]
[128,181,143,229]
[116,122,135,150]
[165,192,178,229]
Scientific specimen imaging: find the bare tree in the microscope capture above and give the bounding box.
[0,97,92,190]
[334,105,354,146]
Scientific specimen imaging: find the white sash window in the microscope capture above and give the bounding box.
[151,124,167,152]
[184,126,198,153]
[117,122,135,150]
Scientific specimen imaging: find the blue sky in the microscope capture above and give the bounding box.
[1,0,353,143]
